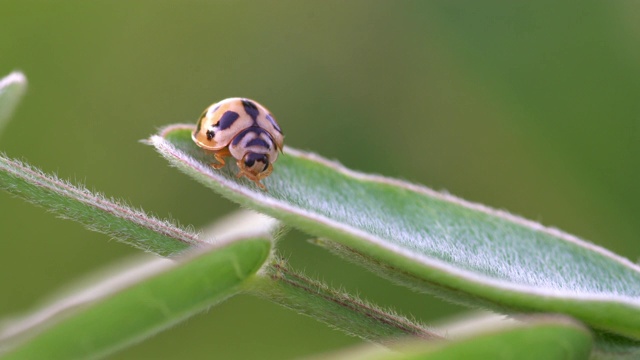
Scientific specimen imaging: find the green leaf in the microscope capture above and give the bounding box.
[0,237,271,359]
[0,155,197,256]
[0,71,27,135]
[150,125,640,340]
[430,312,639,359]
[311,316,592,360]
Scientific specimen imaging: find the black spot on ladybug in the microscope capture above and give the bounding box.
[244,152,268,170]
[206,130,215,141]
[217,111,240,130]
[242,99,259,123]
[266,113,282,133]
[246,138,270,149]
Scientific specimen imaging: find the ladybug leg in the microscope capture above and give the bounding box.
[252,178,267,190]
[210,148,231,169]
[211,154,225,169]
[235,159,267,190]
[258,163,273,180]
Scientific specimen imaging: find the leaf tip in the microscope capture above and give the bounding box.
[157,123,194,138]
[0,71,28,90]
[0,71,29,129]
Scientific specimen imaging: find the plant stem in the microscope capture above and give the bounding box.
[247,257,443,345]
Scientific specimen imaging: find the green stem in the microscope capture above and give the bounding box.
[248,257,443,344]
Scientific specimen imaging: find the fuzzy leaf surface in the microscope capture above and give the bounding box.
[0,155,197,256]
[150,125,640,340]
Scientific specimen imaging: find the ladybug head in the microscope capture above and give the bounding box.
[241,152,270,177]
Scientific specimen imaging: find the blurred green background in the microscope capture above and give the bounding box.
[1,1,639,358]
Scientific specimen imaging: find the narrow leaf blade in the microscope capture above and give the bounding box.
[0,155,197,256]
[151,125,640,339]
[312,317,592,360]
[0,237,271,359]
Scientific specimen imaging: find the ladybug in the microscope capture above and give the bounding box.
[192,98,284,190]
